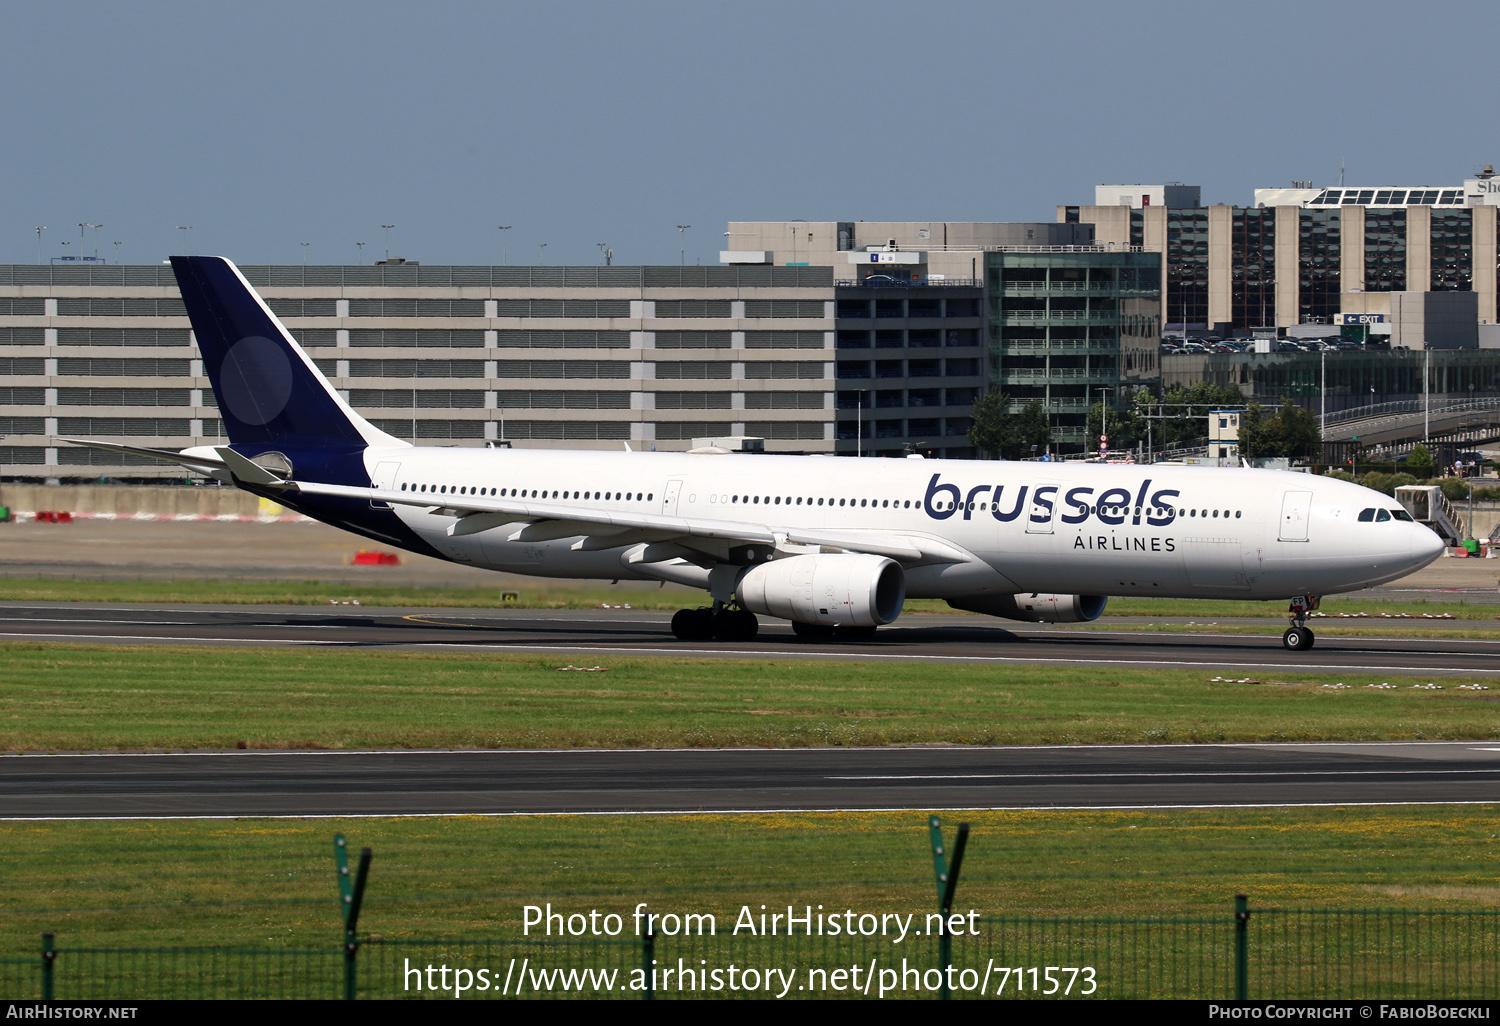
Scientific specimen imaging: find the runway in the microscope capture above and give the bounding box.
[2,602,1500,677]
[3,742,1498,819]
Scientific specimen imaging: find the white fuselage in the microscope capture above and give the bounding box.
[360,446,1444,603]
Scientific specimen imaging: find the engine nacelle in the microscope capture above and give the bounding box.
[949,593,1108,624]
[736,553,905,627]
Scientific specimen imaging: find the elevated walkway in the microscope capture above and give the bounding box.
[1322,397,1500,446]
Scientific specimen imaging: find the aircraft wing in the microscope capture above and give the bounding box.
[54,437,230,474]
[291,479,972,567]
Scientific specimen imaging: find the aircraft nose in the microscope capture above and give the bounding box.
[1412,525,1446,564]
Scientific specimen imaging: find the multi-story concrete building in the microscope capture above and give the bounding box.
[0,262,835,482]
[724,220,1100,282]
[1063,169,1500,338]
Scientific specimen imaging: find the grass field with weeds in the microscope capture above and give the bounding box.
[1,643,1496,752]
[2,807,1497,950]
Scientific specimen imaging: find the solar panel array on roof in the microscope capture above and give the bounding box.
[1307,188,1464,207]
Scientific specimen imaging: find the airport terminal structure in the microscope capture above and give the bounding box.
[7,167,1500,480]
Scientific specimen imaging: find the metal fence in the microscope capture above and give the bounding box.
[5,824,1500,1000]
[12,907,1500,1000]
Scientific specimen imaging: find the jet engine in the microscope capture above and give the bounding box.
[949,593,1107,624]
[736,553,905,627]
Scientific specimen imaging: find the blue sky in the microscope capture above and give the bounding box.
[3,0,1494,267]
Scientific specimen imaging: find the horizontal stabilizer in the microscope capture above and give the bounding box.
[214,446,290,487]
[54,438,228,473]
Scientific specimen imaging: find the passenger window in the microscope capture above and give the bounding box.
[1376,509,1391,522]
[1235,511,1241,518]
[1358,508,1375,522]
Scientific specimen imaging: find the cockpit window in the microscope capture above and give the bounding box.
[1391,509,1413,522]
[1376,509,1391,522]
[1358,508,1375,522]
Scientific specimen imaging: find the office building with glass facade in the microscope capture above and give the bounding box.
[986,250,1162,449]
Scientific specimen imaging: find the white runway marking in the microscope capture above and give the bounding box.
[829,769,1500,781]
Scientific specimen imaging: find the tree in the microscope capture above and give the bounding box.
[967,390,1052,460]
[1405,443,1435,478]
[1279,400,1321,459]
[1239,399,1320,461]
[1237,401,1272,459]
[966,388,1010,458]
[1013,399,1052,459]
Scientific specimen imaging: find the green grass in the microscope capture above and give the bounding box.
[2,807,1497,951]
[1,575,1499,619]
[1,643,1496,752]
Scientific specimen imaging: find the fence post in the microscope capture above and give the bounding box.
[1234,894,1250,1000]
[335,835,372,1001]
[642,928,655,1001]
[40,933,54,1001]
[928,816,970,1001]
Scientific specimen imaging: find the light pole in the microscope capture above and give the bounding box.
[597,242,608,266]
[33,227,45,265]
[497,226,511,265]
[1096,386,1111,456]
[356,242,366,264]
[112,241,121,264]
[1320,351,1326,442]
[300,242,310,265]
[676,225,691,266]
[381,225,395,262]
[538,242,547,264]
[176,226,193,253]
[78,223,102,260]
[789,224,797,267]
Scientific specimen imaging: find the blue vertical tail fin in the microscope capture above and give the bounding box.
[170,256,406,452]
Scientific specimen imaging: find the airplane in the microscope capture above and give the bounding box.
[59,256,1446,652]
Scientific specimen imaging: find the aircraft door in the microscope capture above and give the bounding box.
[1025,483,1059,535]
[1279,490,1312,542]
[370,460,402,509]
[663,479,683,515]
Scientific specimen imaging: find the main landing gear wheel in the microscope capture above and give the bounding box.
[1282,626,1315,651]
[670,607,714,641]
[670,605,758,642]
[712,608,759,642]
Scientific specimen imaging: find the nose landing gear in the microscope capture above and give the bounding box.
[1282,594,1319,650]
[670,601,758,642]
